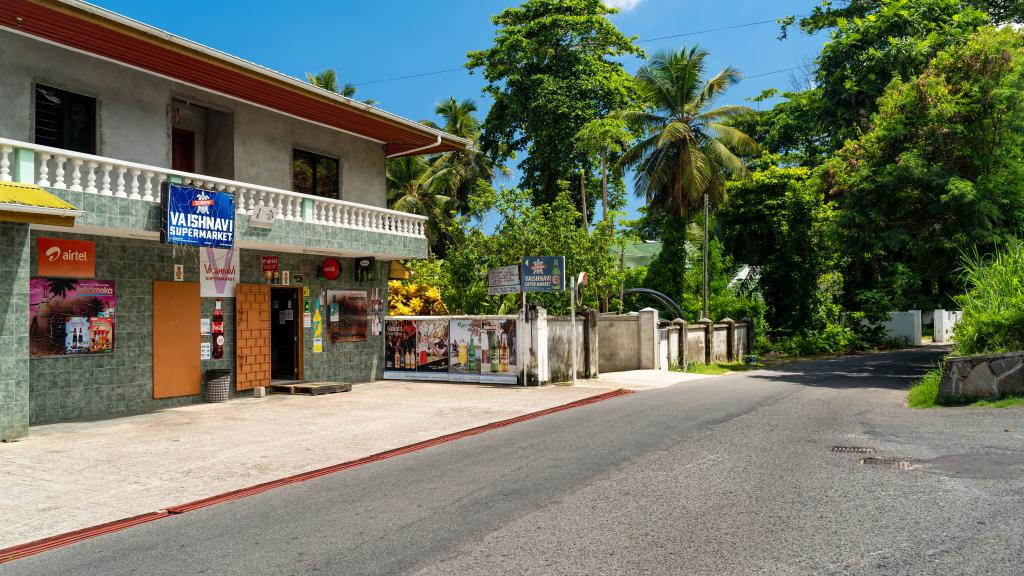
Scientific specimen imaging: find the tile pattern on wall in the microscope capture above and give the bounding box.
[0,223,30,440]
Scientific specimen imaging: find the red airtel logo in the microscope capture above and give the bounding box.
[37,238,95,278]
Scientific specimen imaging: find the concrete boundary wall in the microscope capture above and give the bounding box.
[596,314,752,375]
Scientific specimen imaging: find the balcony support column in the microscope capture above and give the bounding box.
[13,148,34,185]
[302,198,315,223]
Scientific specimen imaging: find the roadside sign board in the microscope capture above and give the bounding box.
[520,256,565,293]
[161,182,235,249]
[487,265,521,295]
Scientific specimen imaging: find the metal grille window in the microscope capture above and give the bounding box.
[292,148,340,199]
[34,84,97,154]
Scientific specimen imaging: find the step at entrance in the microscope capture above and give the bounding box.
[269,381,352,395]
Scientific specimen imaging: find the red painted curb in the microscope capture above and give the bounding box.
[0,388,634,564]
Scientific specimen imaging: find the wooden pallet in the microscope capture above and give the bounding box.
[269,381,352,396]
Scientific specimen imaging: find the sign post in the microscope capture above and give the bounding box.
[570,274,577,386]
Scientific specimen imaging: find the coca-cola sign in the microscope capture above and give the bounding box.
[320,257,341,281]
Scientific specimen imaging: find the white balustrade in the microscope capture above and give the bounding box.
[0,137,428,238]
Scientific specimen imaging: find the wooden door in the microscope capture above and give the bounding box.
[153,281,201,398]
[236,283,271,390]
[171,128,195,173]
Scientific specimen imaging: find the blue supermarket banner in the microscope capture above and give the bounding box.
[520,256,565,293]
[161,182,236,249]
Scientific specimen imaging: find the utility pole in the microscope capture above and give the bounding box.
[701,191,710,322]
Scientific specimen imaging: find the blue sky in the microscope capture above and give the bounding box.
[93,0,828,223]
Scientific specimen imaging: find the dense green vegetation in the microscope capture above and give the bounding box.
[360,0,1024,359]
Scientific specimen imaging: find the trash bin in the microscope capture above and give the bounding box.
[205,369,231,403]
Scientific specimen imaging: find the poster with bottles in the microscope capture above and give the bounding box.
[449,319,484,383]
[383,319,418,379]
[479,319,517,384]
[29,278,116,358]
[414,318,449,380]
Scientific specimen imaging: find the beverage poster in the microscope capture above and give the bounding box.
[449,319,483,382]
[384,319,418,379]
[29,278,116,358]
[415,318,449,379]
[326,290,367,343]
[480,319,517,384]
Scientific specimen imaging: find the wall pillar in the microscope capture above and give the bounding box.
[12,148,35,185]
[0,223,31,440]
[638,308,659,369]
[722,317,736,362]
[582,308,599,379]
[698,317,713,365]
[672,318,688,367]
[519,305,549,386]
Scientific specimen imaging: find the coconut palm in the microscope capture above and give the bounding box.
[616,46,757,219]
[386,155,453,256]
[306,68,378,106]
[422,97,507,213]
[615,46,758,319]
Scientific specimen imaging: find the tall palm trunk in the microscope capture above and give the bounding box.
[579,170,589,229]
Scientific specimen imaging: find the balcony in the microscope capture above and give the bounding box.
[0,137,428,259]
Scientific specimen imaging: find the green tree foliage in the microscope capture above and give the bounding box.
[824,26,1024,312]
[385,155,454,256]
[466,0,642,206]
[954,241,1024,355]
[720,160,839,334]
[411,186,622,315]
[798,0,989,149]
[573,118,632,224]
[787,0,1021,34]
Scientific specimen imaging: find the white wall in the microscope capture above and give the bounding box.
[882,310,923,346]
[0,30,386,206]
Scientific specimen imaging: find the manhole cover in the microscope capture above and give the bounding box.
[831,446,875,454]
[859,457,912,470]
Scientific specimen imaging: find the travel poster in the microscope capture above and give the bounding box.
[29,278,116,357]
[448,319,483,383]
[479,319,518,384]
[415,319,449,379]
[384,319,418,378]
[326,290,367,343]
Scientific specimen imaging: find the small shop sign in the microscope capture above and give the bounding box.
[37,238,95,278]
[520,256,565,293]
[200,248,238,298]
[261,255,279,271]
[487,265,520,295]
[161,182,236,249]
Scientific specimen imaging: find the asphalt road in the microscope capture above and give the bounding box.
[5,348,1024,576]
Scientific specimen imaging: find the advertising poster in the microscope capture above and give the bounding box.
[449,319,483,383]
[312,297,323,354]
[521,256,565,293]
[480,319,518,384]
[200,247,238,298]
[161,182,236,249]
[29,278,116,358]
[383,319,418,379]
[37,238,95,278]
[415,318,449,379]
[326,290,368,343]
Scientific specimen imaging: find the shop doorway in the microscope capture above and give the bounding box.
[270,287,302,382]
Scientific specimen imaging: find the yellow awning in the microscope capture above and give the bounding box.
[0,182,82,227]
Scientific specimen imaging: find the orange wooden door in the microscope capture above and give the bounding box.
[236,283,271,390]
[153,281,201,398]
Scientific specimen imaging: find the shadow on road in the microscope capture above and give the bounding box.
[739,347,950,391]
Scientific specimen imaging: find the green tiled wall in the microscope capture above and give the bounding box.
[28,232,386,426]
[0,223,30,441]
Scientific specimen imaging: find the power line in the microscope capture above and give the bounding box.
[351,15,798,87]
[744,66,803,79]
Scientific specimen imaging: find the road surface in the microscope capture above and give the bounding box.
[5,348,1024,575]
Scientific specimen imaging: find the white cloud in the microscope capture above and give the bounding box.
[605,0,644,12]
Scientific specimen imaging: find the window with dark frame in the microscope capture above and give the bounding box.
[292,148,340,199]
[34,84,97,155]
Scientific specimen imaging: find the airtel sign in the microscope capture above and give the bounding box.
[37,238,95,278]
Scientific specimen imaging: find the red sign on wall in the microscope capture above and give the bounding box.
[37,238,95,278]
[261,255,279,271]
[321,257,341,280]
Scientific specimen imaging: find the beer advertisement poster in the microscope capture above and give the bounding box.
[383,319,417,379]
[448,319,483,383]
[479,319,517,384]
[414,319,449,379]
[29,278,116,358]
[326,290,368,343]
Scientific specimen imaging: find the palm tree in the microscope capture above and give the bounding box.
[386,155,453,256]
[615,46,758,319]
[306,68,378,106]
[421,97,506,213]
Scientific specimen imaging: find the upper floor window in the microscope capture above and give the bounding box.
[34,84,96,155]
[292,148,339,199]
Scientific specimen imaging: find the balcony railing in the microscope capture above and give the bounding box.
[0,137,427,238]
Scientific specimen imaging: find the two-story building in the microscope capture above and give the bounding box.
[0,0,468,440]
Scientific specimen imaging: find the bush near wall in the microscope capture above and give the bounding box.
[388,281,449,316]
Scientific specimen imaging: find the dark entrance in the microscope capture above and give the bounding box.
[270,287,300,381]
